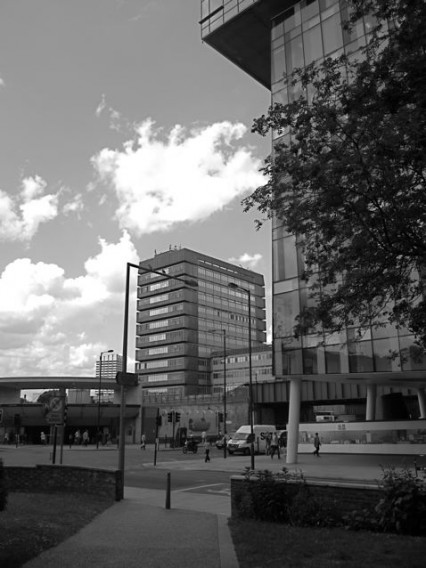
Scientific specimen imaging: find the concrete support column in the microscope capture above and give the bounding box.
[366,384,377,421]
[375,392,384,421]
[417,388,426,419]
[286,378,302,464]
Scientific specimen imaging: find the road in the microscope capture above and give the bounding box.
[3,443,422,490]
[0,443,236,496]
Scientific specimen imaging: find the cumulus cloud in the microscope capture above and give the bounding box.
[228,252,263,270]
[0,176,59,241]
[0,231,139,376]
[91,119,264,235]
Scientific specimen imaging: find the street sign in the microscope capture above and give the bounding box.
[45,396,64,425]
[49,397,63,413]
[115,372,138,386]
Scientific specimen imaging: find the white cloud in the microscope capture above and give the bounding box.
[0,176,59,241]
[62,193,84,216]
[91,119,264,236]
[95,94,107,117]
[21,175,46,200]
[0,231,139,376]
[95,94,123,131]
[228,253,263,270]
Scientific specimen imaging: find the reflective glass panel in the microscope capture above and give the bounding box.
[373,338,401,371]
[285,35,304,73]
[322,13,343,55]
[274,291,300,338]
[348,340,374,372]
[303,24,323,64]
[399,336,426,371]
[273,235,298,281]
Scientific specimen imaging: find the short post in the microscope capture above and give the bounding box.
[52,425,58,464]
[165,472,171,509]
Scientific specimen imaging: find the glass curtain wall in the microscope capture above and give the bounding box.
[272,0,426,377]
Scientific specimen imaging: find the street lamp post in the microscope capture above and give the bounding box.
[228,282,254,469]
[97,349,113,449]
[119,262,198,493]
[207,328,227,458]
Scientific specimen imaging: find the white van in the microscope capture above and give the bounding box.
[315,411,336,422]
[227,425,276,455]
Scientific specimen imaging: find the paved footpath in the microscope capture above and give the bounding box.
[18,450,425,568]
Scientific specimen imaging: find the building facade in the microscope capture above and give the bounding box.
[95,353,123,403]
[211,344,273,394]
[200,0,426,388]
[200,0,426,462]
[136,247,266,395]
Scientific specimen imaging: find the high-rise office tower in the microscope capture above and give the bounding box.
[95,353,123,380]
[95,353,123,403]
[200,0,426,420]
[136,247,266,396]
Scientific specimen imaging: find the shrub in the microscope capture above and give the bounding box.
[236,465,426,536]
[343,466,426,536]
[0,458,8,511]
[237,467,334,527]
[374,466,426,535]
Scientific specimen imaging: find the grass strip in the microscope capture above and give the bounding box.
[0,492,113,568]
[229,518,426,568]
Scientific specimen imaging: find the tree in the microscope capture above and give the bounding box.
[244,0,426,345]
[36,390,59,405]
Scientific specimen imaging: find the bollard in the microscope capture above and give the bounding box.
[165,472,171,509]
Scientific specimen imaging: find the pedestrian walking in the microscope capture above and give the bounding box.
[265,432,272,456]
[205,447,210,462]
[40,431,46,445]
[82,429,89,446]
[313,433,321,457]
[141,433,146,450]
[270,432,280,459]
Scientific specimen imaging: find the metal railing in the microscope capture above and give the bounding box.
[200,0,258,37]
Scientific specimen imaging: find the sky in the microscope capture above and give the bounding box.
[0,0,272,391]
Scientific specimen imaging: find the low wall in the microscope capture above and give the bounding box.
[231,476,381,519]
[297,419,426,455]
[4,465,123,501]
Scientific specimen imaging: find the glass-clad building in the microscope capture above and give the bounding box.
[200,0,426,423]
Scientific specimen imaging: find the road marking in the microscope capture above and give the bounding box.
[176,483,226,493]
[206,488,231,496]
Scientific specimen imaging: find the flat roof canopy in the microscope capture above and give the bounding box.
[201,0,293,89]
[282,371,426,390]
[0,376,121,390]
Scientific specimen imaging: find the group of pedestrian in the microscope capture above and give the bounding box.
[67,428,91,447]
[267,431,322,458]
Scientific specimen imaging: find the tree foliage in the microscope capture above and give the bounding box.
[36,390,59,405]
[244,0,426,345]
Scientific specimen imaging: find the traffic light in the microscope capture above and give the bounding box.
[167,412,173,423]
[156,415,162,427]
[218,412,224,422]
[175,412,181,423]
[14,413,21,428]
[63,405,68,424]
